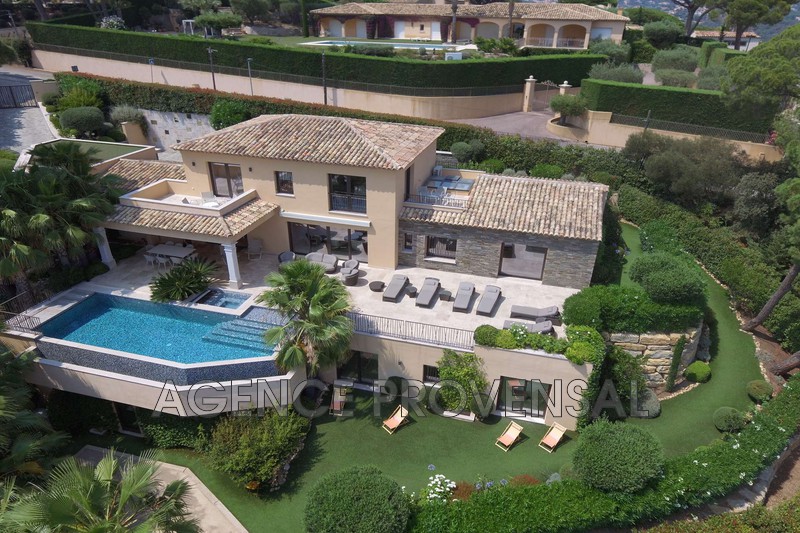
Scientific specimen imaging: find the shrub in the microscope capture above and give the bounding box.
[100,15,126,29]
[588,39,631,64]
[630,39,657,63]
[41,93,60,107]
[589,62,644,83]
[58,86,103,109]
[135,409,215,448]
[632,387,661,418]
[109,104,144,127]
[643,21,681,49]
[580,79,775,132]
[477,158,505,173]
[494,329,520,350]
[530,163,565,179]
[149,257,218,302]
[699,40,729,68]
[436,350,488,413]
[549,94,587,125]
[47,389,118,434]
[652,48,699,72]
[305,465,409,533]
[655,69,696,88]
[59,106,105,136]
[470,392,494,422]
[206,409,310,490]
[473,324,499,346]
[713,406,746,432]
[468,139,486,161]
[746,380,773,403]
[665,335,687,392]
[697,65,727,90]
[684,360,711,383]
[450,141,474,163]
[630,252,706,306]
[210,98,253,130]
[195,12,243,34]
[573,418,665,493]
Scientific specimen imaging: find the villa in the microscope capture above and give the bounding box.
[310,2,628,48]
[3,114,608,431]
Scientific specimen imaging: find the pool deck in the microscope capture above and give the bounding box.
[20,246,578,343]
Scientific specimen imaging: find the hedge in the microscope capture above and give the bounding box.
[707,46,746,67]
[617,185,800,353]
[580,78,776,132]
[28,23,604,88]
[44,12,97,26]
[699,41,728,68]
[412,373,800,532]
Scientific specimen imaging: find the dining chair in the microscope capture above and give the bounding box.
[144,254,156,269]
[156,256,171,270]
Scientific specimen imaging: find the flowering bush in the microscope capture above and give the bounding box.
[99,16,126,30]
[422,474,457,503]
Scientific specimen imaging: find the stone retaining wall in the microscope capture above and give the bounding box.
[605,321,703,388]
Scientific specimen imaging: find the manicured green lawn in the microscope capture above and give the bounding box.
[74,395,573,533]
[619,223,762,456]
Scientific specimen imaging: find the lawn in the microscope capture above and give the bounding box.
[73,394,573,533]
[619,223,763,456]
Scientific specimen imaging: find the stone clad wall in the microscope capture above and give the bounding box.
[606,322,703,388]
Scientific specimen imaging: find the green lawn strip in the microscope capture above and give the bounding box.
[619,223,762,456]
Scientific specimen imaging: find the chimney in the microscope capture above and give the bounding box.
[617,8,624,15]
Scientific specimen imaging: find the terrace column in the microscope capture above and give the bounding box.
[222,243,243,289]
[93,227,116,269]
[523,76,537,112]
[552,27,559,48]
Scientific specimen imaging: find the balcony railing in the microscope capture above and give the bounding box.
[556,38,586,49]
[1,310,41,334]
[329,193,367,214]
[348,311,474,351]
[526,37,554,47]
[405,194,470,209]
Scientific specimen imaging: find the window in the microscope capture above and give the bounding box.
[426,236,457,259]
[404,166,412,200]
[209,163,244,198]
[420,24,425,31]
[423,365,439,383]
[403,233,413,252]
[329,174,367,213]
[275,171,294,195]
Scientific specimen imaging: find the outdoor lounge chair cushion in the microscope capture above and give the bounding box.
[453,282,475,313]
[476,285,502,316]
[416,277,440,308]
[306,252,338,273]
[342,259,360,270]
[382,275,409,302]
[509,305,560,320]
[278,251,296,264]
[503,320,554,335]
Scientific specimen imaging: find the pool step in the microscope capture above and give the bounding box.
[203,318,275,352]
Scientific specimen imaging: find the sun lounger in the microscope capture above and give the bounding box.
[503,320,554,335]
[382,405,409,434]
[329,388,347,416]
[453,282,475,313]
[476,285,502,316]
[509,305,560,323]
[495,421,524,452]
[415,277,440,308]
[539,422,567,453]
[382,275,409,302]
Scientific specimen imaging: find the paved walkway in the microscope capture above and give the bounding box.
[0,66,55,153]
[75,445,247,533]
[451,109,572,143]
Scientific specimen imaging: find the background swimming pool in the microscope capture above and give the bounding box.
[306,40,456,50]
[196,289,249,309]
[39,294,278,364]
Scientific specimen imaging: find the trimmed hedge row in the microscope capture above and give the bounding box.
[617,185,800,353]
[412,374,800,532]
[707,46,746,67]
[29,23,604,88]
[580,78,776,132]
[699,41,728,68]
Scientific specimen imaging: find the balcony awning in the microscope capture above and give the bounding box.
[280,210,371,229]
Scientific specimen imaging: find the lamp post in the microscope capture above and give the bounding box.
[148,57,154,84]
[321,51,328,106]
[246,57,254,96]
[207,47,217,91]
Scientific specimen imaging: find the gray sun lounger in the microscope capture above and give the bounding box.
[416,277,440,308]
[382,275,409,302]
[453,282,475,313]
[476,285,502,316]
[504,320,554,335]
[509,305,560,321]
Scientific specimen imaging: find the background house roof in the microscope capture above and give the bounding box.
[311,2,629,21]
[105,199,278,239]
[105,159,186,193]
[173,114,444,170]
[401,174,608,241]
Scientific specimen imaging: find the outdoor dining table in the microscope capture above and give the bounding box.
[148,244,197,259]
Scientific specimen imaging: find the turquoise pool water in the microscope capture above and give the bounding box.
[197,289,249,309]
[39,294,277,364]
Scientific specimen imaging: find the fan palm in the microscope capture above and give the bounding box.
[29,142,100,177]
[256,260,352,374]
[6,448,200,533]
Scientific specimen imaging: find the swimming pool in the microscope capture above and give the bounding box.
[39,294,278,364]
[304,40,457,51]
[196,289,250,309]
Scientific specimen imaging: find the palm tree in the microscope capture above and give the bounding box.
[256,260,352,374]
[507,0,515,39]
[450,0,458,44]
[29,142,100,177]
[7,449,200,533]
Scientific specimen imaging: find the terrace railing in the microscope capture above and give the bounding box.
[348,311,474,351]
[0,310,41,334]
[526,37,554,47]
[610,113,769,144]
[405,194,470,209]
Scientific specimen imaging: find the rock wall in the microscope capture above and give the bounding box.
[606,322,703,388]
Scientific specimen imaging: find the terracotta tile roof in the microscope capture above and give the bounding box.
[311,2,629,21]
[692,30,759,39]
[105,199,278,239]
[401,174,608,241]
[174,114,444,170]
[104,159,186,193]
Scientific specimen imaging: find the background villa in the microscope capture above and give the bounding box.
[311,2,628,48]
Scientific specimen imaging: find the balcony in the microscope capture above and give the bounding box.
[329,192,367,214]
[556,38,586,49]
[526,37,554,47]
[405,193,470,209]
